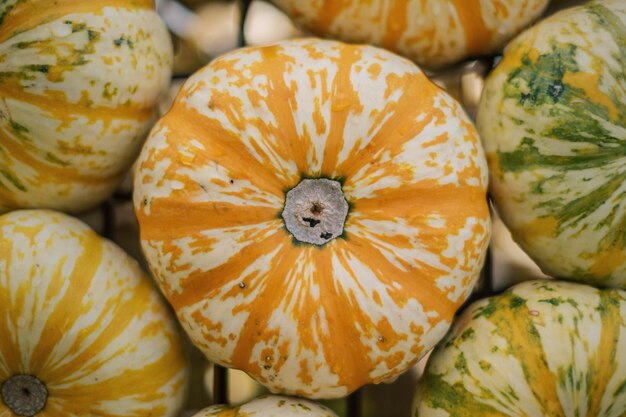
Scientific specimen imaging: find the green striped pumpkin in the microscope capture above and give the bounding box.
[413,280,626,416]
[477,0,626,288]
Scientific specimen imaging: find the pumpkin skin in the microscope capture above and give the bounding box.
[269,0,549,69]
[0,210,187,417]
[0,0,173,213]
[134,38,490,398]
[477,0,626,288]
[413,280,626,416]
[191,395,338,417]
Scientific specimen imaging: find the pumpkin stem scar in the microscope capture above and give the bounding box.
[1,374,48,416]
[282,178,348,246]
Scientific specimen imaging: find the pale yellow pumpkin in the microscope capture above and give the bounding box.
[0,0,173,213]
[134,38,490,398]
[0,209,188,417]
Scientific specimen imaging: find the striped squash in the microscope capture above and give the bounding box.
[191,395,338,417]
[413,280,626,416]
[0,0,173,213]
[477,0,626,288]
[133,38,490,398]
[269,0,549,69]
[0,210,187,417]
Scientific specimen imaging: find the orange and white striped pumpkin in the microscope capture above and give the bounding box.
[134,38,490,398]
[269,0,549,69]
[0,210,187,417]
[191,395,338,417]
[0,0,173,213]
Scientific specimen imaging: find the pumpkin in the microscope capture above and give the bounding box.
[268,0,549,69]
[413,279,626,416]
[477,0,626,289]
[191,395,338,417]
[133,38,490,398]
[0,210,187,416]
[0,0,173,213]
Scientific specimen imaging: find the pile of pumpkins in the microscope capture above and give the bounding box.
[0,0,624,416]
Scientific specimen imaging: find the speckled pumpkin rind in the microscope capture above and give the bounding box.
[269,0,548,69]
[0,0,173,213]
[134,38,490,398]
[413,280,626,417]
[477,0,626,288]
[192,395,338,417]
[0,210,188,416]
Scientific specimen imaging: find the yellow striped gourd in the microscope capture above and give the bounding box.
[0,0,172,213]
[414,280,626,416]
[0,209,187,417]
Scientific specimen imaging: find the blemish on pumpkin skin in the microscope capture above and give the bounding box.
[298,359,314,385]
[372,290,383,307]
[367,63,382,79]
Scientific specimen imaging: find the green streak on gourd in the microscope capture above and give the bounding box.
[503,43,577,109]
[0,0,23,26]
[0,169,27,191]
[9,119,28,138]
[538,297,579,309]
[508,295,526,309]
[498,38,625,169]
[454,352,469,374]
[588,2,626,71]
[495,33,626,237]
[600,209,626,251]
[459,327,475,342]
[472,299,497,319]
[416,374,503,417]
[45,152,69,166]
[3,23,102,82]
[549,171,626,231]
[499,45,624,161]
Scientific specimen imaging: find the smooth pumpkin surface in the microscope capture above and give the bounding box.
[134,38,490,398]
[477,0,626,288]
[192,395,338,417]
[413,280,626,416]
[0,210,187,417]
[269,0,548,69]
[0,0,172,213]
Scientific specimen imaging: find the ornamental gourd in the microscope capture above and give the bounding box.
[477,0,626,289]
[269,0,549,69]
[0,0,173,213]
[414,280,626,416]
[134,38,490,398]
[191,395,338,417]
[0,210,187,417]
